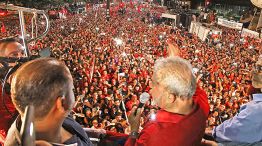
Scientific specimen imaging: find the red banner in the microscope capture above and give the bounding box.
[1,23,6,33]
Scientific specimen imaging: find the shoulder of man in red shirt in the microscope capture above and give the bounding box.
[125,106,207,146]
[193,84,210,117]
[0,86,17,142]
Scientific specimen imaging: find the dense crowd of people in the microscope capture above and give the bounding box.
[1,4,261,137]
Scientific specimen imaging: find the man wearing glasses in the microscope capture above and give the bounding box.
[0,38,24,145]
[125,56,208,146]
[210,55,262,145]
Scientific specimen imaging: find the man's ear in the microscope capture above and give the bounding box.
[56,96,66,113]
[168,93,176,103]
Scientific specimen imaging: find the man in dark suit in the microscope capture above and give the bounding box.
[4,58,93,146]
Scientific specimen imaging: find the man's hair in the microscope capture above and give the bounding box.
[0,37,18,44]
[153,56,196,99]
[11,57,72,119]
[0,37,18,55]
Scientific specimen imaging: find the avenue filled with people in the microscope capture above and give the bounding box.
[0,3,262,146]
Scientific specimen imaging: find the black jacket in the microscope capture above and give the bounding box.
[4,116,93,146]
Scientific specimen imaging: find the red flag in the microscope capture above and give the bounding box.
[1,23,6,33]
[137,6,141,13]
[89,57,96,83]
[205,0,211,6]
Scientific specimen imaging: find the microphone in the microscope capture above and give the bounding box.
[134,92,150,116]
[20,105,35,146]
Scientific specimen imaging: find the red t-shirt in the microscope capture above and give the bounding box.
[193,85,210,117]
[125,106,206,146]
[0,86,17,143]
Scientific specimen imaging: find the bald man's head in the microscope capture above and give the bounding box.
[11,58,75,119]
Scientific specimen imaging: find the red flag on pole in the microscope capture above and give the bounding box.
[137,6,141,13]
[1,23,6,33]
[205,0,211,6]
[89,56,96,83]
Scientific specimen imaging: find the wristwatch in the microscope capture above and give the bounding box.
[129,131,139,139]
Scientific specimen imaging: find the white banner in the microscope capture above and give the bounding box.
[190,22,202,38]
[241,28,260,38]
[189,22,222,41]
[190,22,201,35]
[189,21,197,33]
[161,13,177,20]
[198,26,206,40]
[217,18,243,30]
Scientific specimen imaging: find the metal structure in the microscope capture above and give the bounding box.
[0,4,50,57]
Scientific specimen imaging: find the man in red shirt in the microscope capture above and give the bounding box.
[0,38,23,144]
[125,56,208,146]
